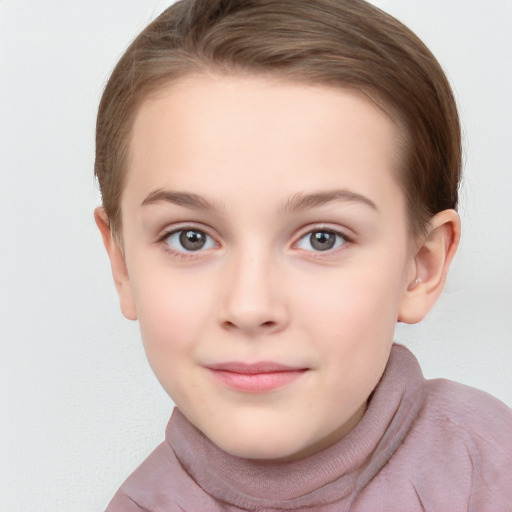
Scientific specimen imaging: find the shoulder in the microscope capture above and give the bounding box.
[403,378,512,510]
[105,441,180,512]
[105,440,220,512]
[422,378,512,446]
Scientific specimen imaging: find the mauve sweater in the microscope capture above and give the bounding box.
[106,345,512,511]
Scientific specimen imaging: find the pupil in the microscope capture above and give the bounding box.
[310,231,335,251]
[180,230,206,251]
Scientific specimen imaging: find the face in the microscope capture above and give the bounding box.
[116,74,418,461]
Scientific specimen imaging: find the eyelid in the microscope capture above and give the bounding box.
[291,224,354,254]
[155,223,221,259]
[168,230,217,251]
[154,222,354,259]
[293,223,354,243]
[155,222,218,243]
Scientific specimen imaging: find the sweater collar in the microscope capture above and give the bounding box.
[167,344,425,509]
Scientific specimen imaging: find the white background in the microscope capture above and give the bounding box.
[1,1,511,510]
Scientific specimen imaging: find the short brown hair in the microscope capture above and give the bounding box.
[95,0,461,239]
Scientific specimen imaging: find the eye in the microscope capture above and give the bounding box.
[296,229,347,252]
[164,229,217,253]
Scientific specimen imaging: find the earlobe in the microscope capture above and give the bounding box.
[94,207,137,320]
[398,209,461,324]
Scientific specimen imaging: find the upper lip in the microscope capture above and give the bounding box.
[206,362,308,374]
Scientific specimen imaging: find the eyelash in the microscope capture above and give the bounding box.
[156,226,218,259]
[294,227,351,255]
[156,225,352,259]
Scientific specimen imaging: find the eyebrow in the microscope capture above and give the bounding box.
[140,188,377,213]
[141,189,223,211]
[281,189,378,213]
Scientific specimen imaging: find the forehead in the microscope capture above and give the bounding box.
[124,74,405,219]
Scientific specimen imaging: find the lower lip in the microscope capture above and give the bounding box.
[208,369,307,393]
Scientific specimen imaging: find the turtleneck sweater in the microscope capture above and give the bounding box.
[106,344,512,511]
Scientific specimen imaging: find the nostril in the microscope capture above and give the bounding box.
[222,319,277,331]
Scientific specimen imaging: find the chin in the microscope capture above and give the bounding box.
[220,438,303,461]
[210,424,310,461]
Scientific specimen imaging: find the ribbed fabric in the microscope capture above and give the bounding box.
[106,344,512,511]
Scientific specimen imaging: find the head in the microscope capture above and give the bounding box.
[95,0,461,460]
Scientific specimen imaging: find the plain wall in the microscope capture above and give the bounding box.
[1,1,510,510]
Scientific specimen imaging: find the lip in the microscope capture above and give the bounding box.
[205,362,309,393]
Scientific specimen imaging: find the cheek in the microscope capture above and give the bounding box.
[305,265,405,328]
[130,269,216,399]
[303,266,404,394]
[295,252,408,371]
[132,268,214,355]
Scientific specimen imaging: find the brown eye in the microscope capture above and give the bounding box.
[179,230,207,251]
[310,231,336,251]
[164,229,216,253]
[297,229,347,252]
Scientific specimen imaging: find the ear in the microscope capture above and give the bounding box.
[94,207,137,320]
[398,209,461,324]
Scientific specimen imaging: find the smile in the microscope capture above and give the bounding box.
[205,362,309,393]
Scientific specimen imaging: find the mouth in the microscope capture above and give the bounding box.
[205,362,309,393]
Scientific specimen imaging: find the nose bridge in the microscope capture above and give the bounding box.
[219,243,287,334]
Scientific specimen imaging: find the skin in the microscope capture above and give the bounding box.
[96,74,460,461]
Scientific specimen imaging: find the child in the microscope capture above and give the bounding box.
[94,0,512,510]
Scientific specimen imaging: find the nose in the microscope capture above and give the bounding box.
[217,250,289,336]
